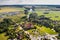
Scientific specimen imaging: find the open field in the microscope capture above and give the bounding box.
[0,7,25,13]
[0,7,60,21]
[36,11,60,20]
[27,25,57,36]
[0,33,8,40]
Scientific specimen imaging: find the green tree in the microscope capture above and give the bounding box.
[0,18,14,33]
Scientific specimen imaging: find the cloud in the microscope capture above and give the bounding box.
[0,0,60,5]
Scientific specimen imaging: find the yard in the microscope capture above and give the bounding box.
[0,33,8,40]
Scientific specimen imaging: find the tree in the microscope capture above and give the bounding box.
[6,29,17,39]
[0,18,14,33]
[3,18,14,25]
[29,13,38,21]
[24,9,28,15]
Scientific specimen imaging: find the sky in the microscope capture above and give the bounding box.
[0,0,60,5]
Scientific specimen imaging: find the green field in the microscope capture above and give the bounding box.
[0,7,25,13]
[36,11,60,20]
[0,33,8,40]
[27,25,57,36]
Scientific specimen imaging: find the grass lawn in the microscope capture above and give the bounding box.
[36,25,57,34]
[27,25,57,36]
[0,33,8,40]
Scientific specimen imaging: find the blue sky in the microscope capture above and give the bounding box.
[0,0,60,5]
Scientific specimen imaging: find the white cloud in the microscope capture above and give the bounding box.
[0,0,60,5]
